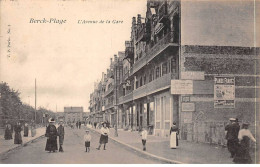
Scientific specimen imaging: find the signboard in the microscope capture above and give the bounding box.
[182,103,195,111]
[181,71,205,80]
[171,80,193,94]
[214,76,235,108]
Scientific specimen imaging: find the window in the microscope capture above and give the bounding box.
[162,62,168,75]
[171,58,176,73]
[144,74,146,85]
[155,66,161,79]
[140,77,143,87]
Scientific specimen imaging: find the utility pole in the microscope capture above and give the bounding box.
[114,60,118,137]
[35,78,37,122]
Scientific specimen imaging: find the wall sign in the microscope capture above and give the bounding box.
[171,80,193,94]
[214,76,235,108]
[182,103,195,112]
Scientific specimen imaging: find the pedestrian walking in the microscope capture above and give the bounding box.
[94,122,97,129]
[57,120,65,152]
[45,118,58,153]
[170,122,179,149]
[225,118,240,158]
[14,121,22,144]
[84,130,91,152]
[76,121,79,129]
[4,121,12,140]
[96,122,109,150]
[31,120,36,137]
[79,121,81,129]
[233,123,256,164]
[141,127,148,151]
[24,122,29,137]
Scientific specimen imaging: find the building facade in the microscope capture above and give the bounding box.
[88,0,259,146]
[64,106,84,123]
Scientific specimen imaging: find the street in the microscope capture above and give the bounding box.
[0,127,159,164]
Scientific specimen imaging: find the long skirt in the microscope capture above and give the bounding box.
[5,129,12,140]
[233,142,252,164]
[170,132,178,149]
[31,128,36,137]
[45,138,58,151]
[14,132,22,144]
[24,127,29,137]
[99,134,108,144]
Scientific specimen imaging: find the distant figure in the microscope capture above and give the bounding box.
[96,123,109,150]
[141,127,148,151]
[84,130,91,152]
[79,121,81,129]
[233,123,256,164]
[225,118,240,158]
[76,121,79,129]
[4,122,12,140]
[94,122,97,129]
[31,120,36,137]
[45,118,58,153]
[14,121,22,144]
[170,122,179,149]
[57,120,65,152]
[24,123,29,137]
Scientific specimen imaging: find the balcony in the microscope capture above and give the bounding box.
[133,56,146,74]
[123,92,133,103]
[146,31,176,63]
[135,23,150,43]
[133,85,147,100]
[158,2,167,23]
[146,73,172,95]
[104,86,114,97]
[105,102,114,110]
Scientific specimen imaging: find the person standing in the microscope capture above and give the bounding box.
[23,123,29,137]
[141,127,148,151]
[31,120,36,137]
[96,123,109,150]
[170,122,179,149]
[45,118,58,153]
[14,121,22,144]
[233,123,257,164]
[79,121,81,129]
[84,130,91,152]
[4,121,13,140]
[225,118,240,158]
[57,120,65,152]
[94,122,97,129]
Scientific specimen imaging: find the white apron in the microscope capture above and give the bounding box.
[170,132,177,148]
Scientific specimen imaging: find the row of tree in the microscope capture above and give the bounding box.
[0,82,56,127]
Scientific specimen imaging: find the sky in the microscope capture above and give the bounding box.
[0,0,147,112]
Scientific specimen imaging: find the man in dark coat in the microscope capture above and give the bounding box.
[225,118,240,158]
[57,120,65,152]
[79,121,81,129]
[24,123,29,137]
[45,118,58,153]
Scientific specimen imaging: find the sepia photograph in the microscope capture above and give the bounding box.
[0,0,259,164]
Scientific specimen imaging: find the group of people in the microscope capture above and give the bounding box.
[4,120,37,145]
[225,118,256,164]
[45,118,65,153]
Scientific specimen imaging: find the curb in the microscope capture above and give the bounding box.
[0,134,45,157]
[88,128,184,164]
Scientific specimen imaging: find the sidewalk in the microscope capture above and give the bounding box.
[90,127,257,164]
[0,127,46,155]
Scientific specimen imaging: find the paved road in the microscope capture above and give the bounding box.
[0,127,159,164]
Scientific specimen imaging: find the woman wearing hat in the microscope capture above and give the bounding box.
[233,123,256,164]
[96,122,109,150]
[45,118,58,153]
[170,122,179,149]
[14,121,22,144]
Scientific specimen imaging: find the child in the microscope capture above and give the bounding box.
[141,127,148,151]
[84,130,91,152]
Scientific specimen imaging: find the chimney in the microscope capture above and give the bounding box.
[102,72,104,82]
[137,14,141,24]
[132,17,136,26]
[114,54,118,63]
[110,58,113,65]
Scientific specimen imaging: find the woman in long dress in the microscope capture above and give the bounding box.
[45,118,58,153]
[24,123,29,137]
[233,123,256,164]
[4,122,12,140]
[14,121,22,144]
[31,120,36,137]
[170,122,179,149]
[96,122,109,150]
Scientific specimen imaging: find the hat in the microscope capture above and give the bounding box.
[242,122,250,126]
[229,118,236,121]
[85,130,89,132]
[48,118,55,123]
